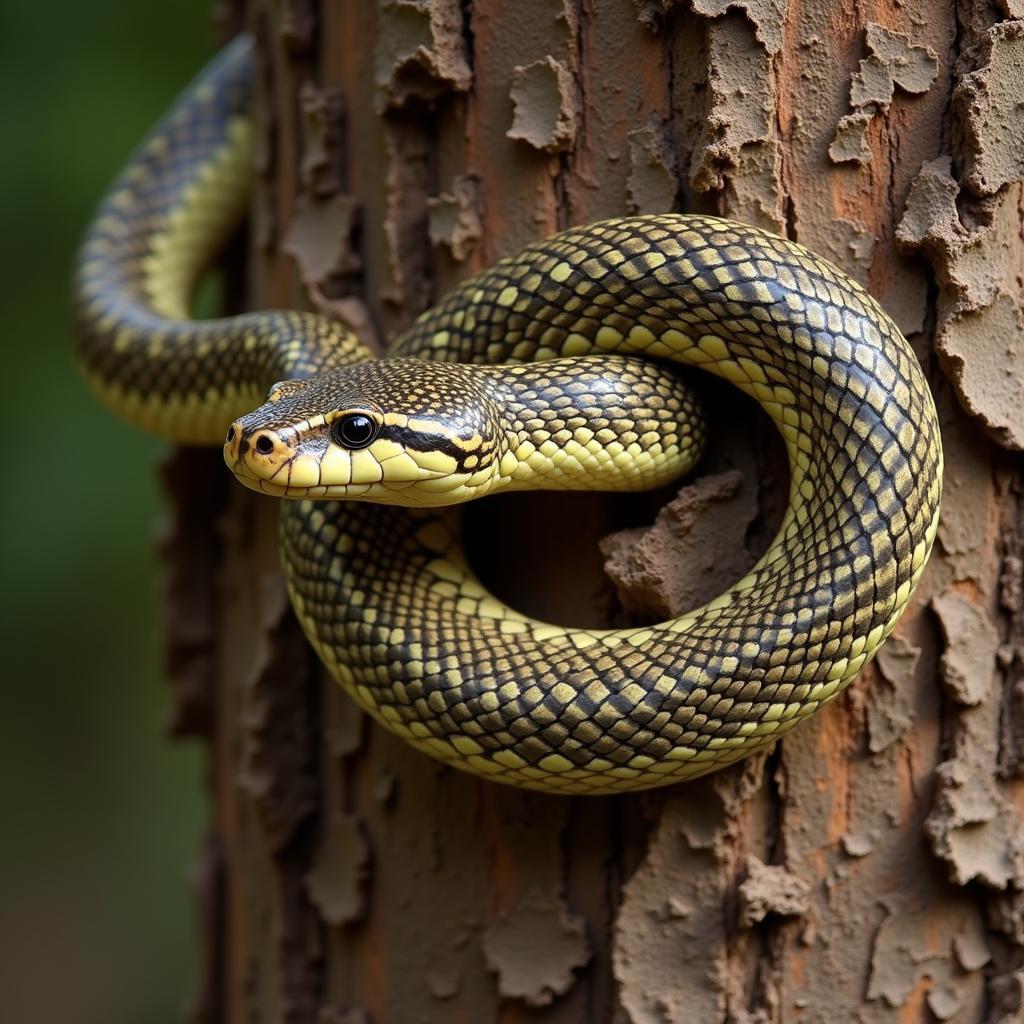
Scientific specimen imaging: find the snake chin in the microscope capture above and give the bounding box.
[226,444,496,506]
[228,467,409,503]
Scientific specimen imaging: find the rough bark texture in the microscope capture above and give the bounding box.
[166,1,1024,1021]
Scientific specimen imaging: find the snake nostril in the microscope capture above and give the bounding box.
[226,425,235,443]
[255,433,275,455]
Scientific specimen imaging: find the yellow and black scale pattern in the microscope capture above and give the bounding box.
[75,37,943,794]
[73,37,363,446]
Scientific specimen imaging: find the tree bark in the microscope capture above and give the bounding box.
[167,1,1024,1021]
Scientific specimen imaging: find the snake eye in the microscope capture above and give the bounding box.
[331,413,378,450]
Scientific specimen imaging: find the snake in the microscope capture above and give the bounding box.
[73,36,942,794]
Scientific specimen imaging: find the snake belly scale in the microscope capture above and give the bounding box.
[74,37,942,794]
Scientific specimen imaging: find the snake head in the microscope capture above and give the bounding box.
[224,354,703,507]
[223,359,509,505]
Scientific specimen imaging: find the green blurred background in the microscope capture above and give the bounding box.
[0,3,217,1021]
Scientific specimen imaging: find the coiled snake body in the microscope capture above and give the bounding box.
[74,37,942,793]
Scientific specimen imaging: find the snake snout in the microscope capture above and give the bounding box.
[224,419,297,470]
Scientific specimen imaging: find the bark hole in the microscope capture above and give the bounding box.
[464,377,788,629]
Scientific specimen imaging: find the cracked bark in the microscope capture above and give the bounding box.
[166,1,1024,1020]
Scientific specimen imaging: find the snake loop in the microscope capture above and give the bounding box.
[74,37,942,793]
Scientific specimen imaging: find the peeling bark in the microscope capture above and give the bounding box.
[164,1,1024,1019]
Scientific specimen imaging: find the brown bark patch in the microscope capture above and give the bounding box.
[427,175,482,261]
[627,116,678,215]
[240,573,318,853]
[737,855,810,926]
[689,13,785,232]
[304,814,371,926]
[298,82,346,199]
[375,0,471,112]
[284,192,362,288]
[932,590,1000,706]
[867,634,921,752]
[600,470,759,620]
[828,23,938,166]
[898,157,1024,450]
[481,889,590,1006]
[507,56,578,153]
[937,295,1024,452]
[691,0,786,55]
[867,900,991,1018]
[955,20,1024,197]
[927,589,1021,890]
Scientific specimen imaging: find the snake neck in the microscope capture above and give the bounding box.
[479,358,705,497]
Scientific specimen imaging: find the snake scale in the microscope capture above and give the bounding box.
[74,36,942,794]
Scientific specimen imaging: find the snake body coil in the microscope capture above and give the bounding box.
[75,38,942,793]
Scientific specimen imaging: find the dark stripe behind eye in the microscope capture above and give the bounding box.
[380,424,475,467]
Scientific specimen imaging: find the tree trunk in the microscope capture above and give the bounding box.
[167,2,1024,1021]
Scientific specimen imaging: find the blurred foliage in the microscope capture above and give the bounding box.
[0,3,217,1021]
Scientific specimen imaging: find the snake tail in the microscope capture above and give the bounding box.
[72,35,365,445]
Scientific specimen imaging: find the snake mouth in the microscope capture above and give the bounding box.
[228,460,470,505]
[229,463,404,501]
